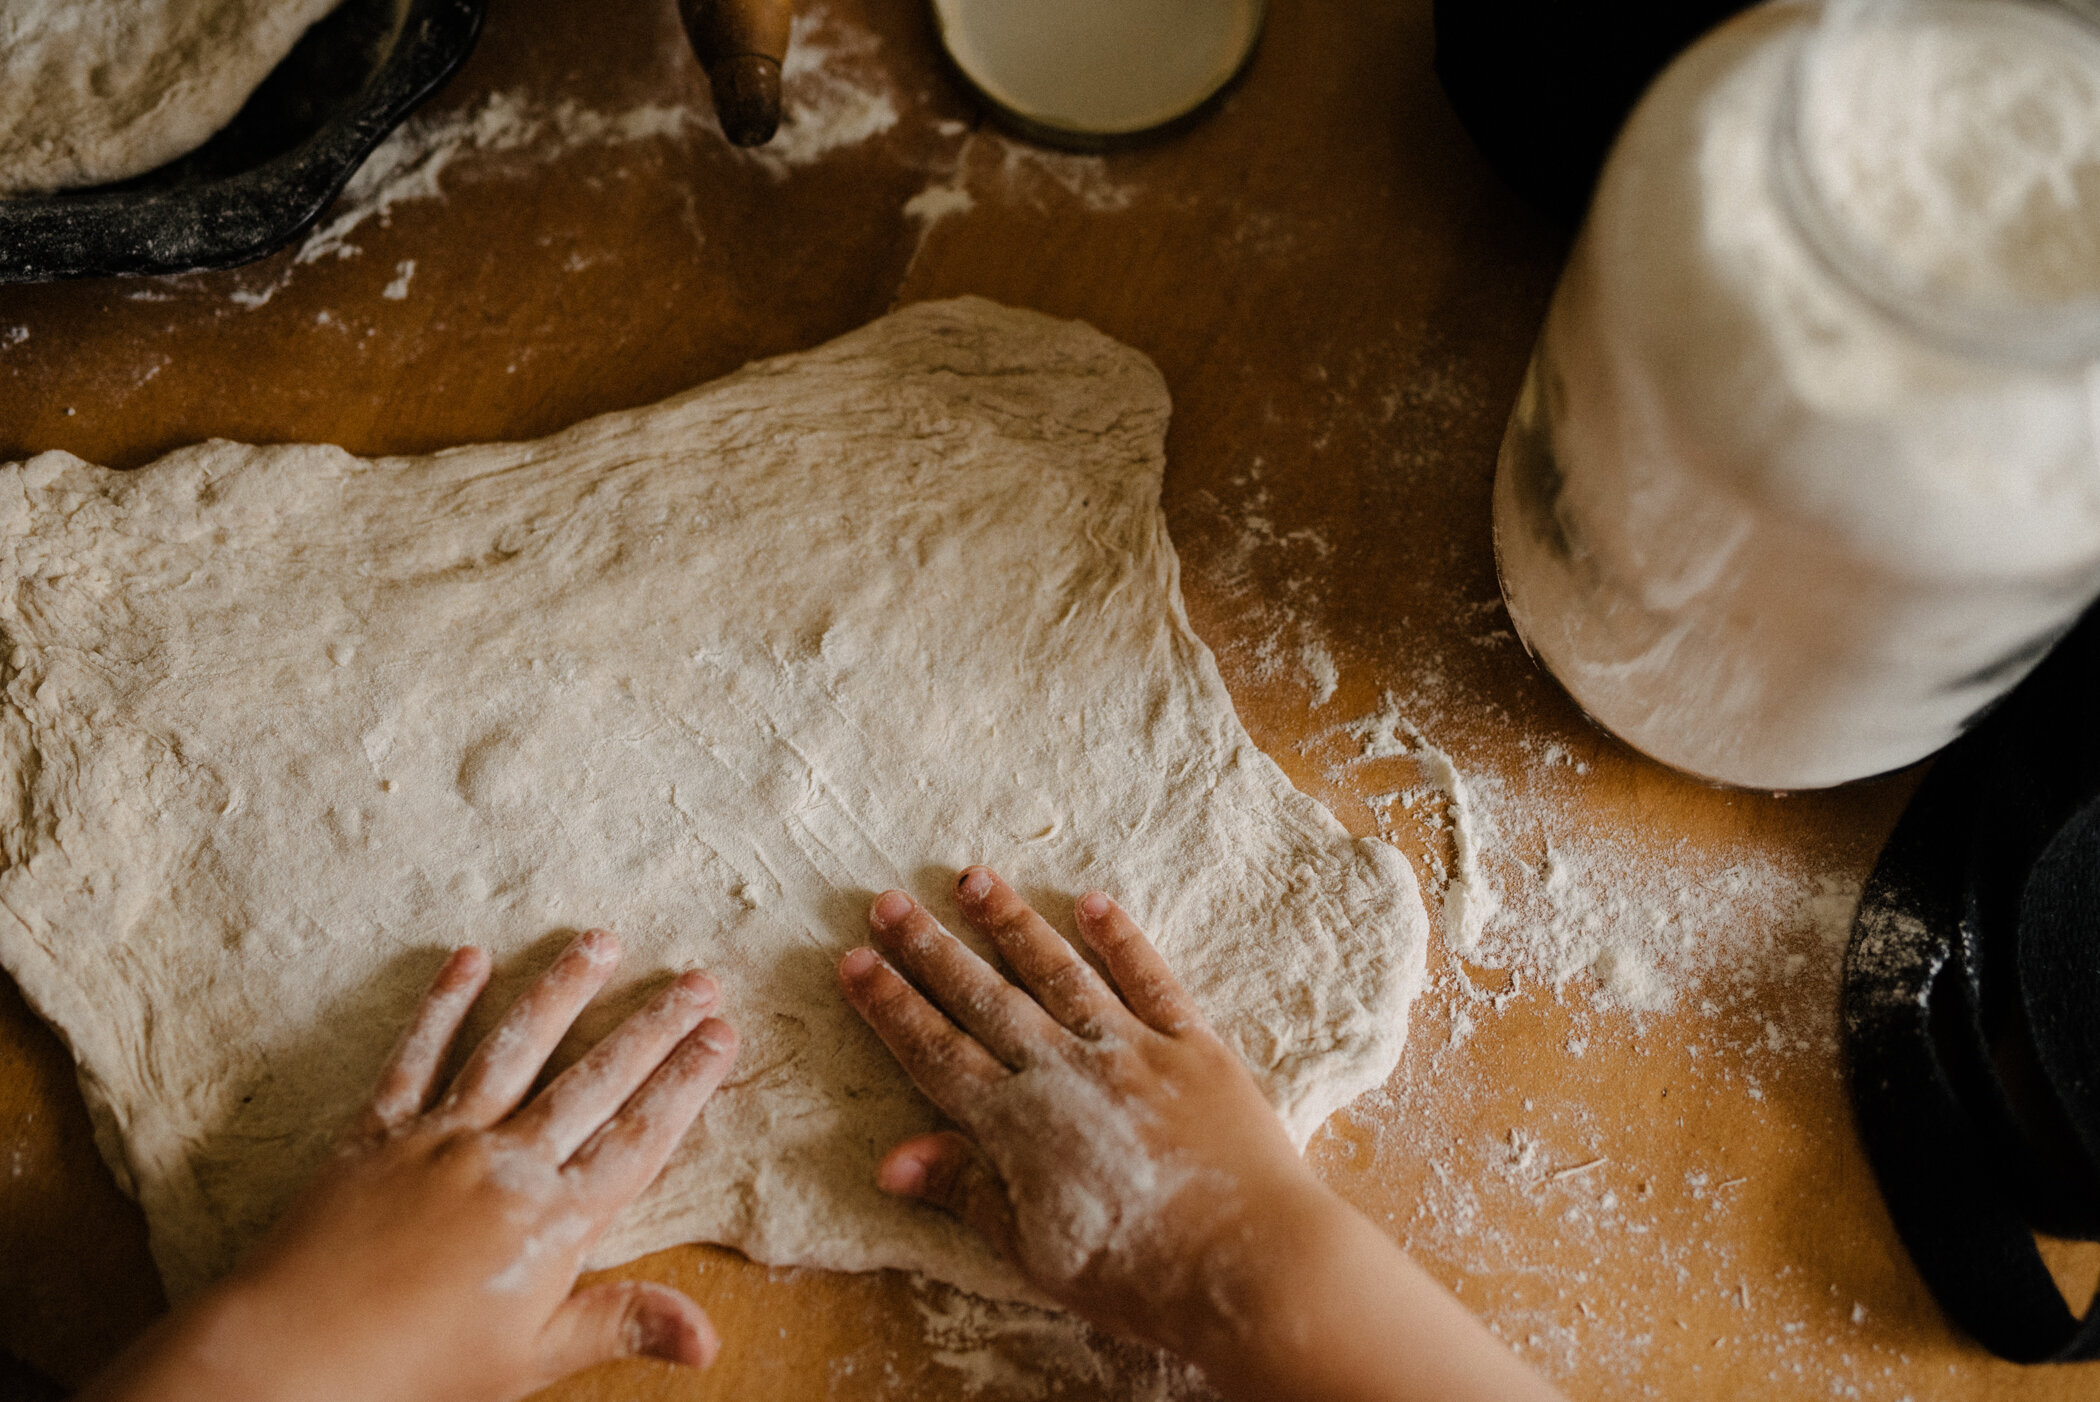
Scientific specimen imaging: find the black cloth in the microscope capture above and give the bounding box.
[0,1350,66,1402]
[1433,0,1756,225]
[1845,603,2100,1362]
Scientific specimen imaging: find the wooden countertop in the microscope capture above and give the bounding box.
[2,1,2094,1397]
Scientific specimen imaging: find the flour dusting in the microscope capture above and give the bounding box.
[970,1038,1198,1286]
[912,1281,1214,1401]
[1341,694,1502,958]
[988,135,1139,213]
[1323,689,1861,1013]
[1285,652,1898,1397]
[905,181,976,226]
[1199,458,1349,714]
[1299,641,1339,707]
[484,1210,590,1294]
[216,2,899,307]
[756,6,900,173]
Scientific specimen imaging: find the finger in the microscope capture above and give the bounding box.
[877,1130,1019,1260]
[954,867,1124,1038]
[505,970,721,1160]
[1075,892,1203,1035]
[536,1279,718,1381]
[567,1017,740,1204]
[360,947,492,1135]
[438,928,621,1128]
[867,890,1061,1066]
[837,946,1005,1116]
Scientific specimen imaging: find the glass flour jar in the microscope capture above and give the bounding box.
[1493,0,2100,789]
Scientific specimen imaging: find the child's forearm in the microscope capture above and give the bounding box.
[1178,1180,1567,1402]
[76,1287,285,1402]
[842,874,1563,1402]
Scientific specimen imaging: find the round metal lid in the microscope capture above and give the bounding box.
[932,0,1264,149]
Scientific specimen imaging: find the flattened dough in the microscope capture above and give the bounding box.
[0,298,1427,1303]
[0,0,341,194]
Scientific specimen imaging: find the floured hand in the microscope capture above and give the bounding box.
[837,869,1315,1349]
[840,868,1566,1402]
[80,930,740,1402]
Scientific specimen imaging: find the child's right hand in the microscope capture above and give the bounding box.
[837,867,1320,1356]
[839,867,1566,1402]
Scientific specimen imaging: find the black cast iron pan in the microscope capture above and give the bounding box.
[0,0,483,284]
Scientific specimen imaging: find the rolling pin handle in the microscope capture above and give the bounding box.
[680,0,794,148]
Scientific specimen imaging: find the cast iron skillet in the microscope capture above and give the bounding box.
[0,0,484,284]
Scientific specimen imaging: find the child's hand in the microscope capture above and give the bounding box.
[836,868,1316,1357]
[840,868,1567,1402]
[83,930,740,1402]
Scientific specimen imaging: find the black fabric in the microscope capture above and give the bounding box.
[0,1350,66,1402]
[1431,0,1756,226]
[1844,604,2100,1362]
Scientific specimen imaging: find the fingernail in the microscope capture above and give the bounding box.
[1078,892,1110,921]
[871,890,914,929]
[957,868,993,901]
[878,1154,927,1196]
[578,928,619,963]
[676,970,718,1002]
[839,946,880,979]
[444,947,487,987]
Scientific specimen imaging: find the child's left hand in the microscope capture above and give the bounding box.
[81,929,740,1402]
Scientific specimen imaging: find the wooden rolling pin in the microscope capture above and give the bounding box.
[679,0,795,147]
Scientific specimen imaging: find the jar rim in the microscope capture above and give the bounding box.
[1773,0,2100,366]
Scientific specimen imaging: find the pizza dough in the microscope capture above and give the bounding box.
[0,0,341,194]
[0,297,1428,1304]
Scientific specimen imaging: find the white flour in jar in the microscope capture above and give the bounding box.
[1494,0,2100,790]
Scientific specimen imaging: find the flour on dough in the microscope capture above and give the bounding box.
[0,0,341,194]
[0,298,1428,1304]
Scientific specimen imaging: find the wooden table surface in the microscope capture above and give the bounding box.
[3,1,2096,1397]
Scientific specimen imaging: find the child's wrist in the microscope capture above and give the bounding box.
[79,1285,283,1402]
[1154,1167,1355,1379]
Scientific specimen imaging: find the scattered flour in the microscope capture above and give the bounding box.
[1409,738,1503,960]
[904,181,977,226]
[1293,669,1897,1390]
[1,325,26,348]
[1341,693,1502,958]
[987,134,1139,213]
[1323,689,1861,1014]
[381,259,415,301]
[219,3,900,306]
[292,89,702,270]
[912,1281,1213,1401]
[1345,693,1412,761]
[1299,640,1339,707]
[1200,459,1349,714]
[1520,847,1858,1012]
[1246,626,1342,712]
[758,6,901,172]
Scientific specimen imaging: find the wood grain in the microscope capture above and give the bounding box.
[0,0,2094,1397]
